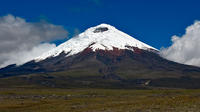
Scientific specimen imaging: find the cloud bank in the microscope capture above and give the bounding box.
[161,21,200,67]
[0,14,68,68]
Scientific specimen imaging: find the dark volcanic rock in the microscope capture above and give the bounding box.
[1,47,200,88]
[93,27,109,33]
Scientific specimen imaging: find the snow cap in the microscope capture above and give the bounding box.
[35,23,157,61]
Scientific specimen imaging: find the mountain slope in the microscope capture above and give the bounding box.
[1,24,200,89]
[35,24,157,61]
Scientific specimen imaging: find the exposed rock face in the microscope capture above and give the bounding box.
[1,46,200,76]
[93,27,109,33]
[1,47,200,88]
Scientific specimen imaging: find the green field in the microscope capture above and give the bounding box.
[0,88,200,112]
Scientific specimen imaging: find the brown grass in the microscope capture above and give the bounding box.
[0,88,200,112]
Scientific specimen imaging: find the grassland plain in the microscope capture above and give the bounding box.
[0,87,200,112]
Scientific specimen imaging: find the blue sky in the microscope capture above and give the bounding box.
[0,0,200,49]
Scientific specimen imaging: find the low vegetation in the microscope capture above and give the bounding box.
[0,87,200,112]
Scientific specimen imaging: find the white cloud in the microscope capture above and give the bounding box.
[0,14,68,68]
[0,43,56,68]
[160,21,200,67]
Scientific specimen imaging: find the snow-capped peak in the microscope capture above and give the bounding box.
[35,23,157,61]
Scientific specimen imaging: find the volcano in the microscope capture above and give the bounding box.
[1,24,200,89]
[35,23,157,61]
